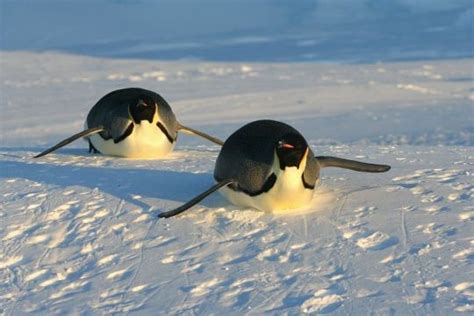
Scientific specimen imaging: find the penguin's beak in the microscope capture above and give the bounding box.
[130,99,155,124]
[280,143,295,149]
[137,100,148,108]
[277,141,307,169]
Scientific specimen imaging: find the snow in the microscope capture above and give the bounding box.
[1,51,472,314]
[1,1,473,314]
[1,1,472,62]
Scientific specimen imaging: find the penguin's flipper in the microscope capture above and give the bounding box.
[34,127,104,158]
[177,123,224,146]
[316,156,391,173]
[158,179,235,218]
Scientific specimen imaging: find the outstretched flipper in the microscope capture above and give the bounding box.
[34,127,104,158]
[316,156,390,173]
[177,123,224,146]
[158,179,235,218]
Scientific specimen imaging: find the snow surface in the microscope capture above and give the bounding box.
[1,51,473,314]
[1,1,473,62]
[1,2,473,313]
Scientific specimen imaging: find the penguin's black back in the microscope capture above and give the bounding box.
[87,88,178,140]
[214,120,319,193]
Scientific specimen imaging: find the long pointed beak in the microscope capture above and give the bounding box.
[281,143,295,149]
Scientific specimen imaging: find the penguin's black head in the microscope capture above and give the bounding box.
[275,133,308,169]
[129,96,156,124]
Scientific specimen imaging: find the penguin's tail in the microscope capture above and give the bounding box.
[158,179,235,218]
[177,123,224,146]
[34,127,104,158]
[316,156,391,173]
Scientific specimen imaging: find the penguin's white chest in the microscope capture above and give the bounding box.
[220,166,314,212]
[88,119,175,158]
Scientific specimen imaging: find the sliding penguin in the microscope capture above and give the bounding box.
[34,88,223,158]
[159,120,390,218]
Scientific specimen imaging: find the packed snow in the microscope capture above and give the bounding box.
[1,1,473,314]
[1,51,472,314]
[1,0,472,62]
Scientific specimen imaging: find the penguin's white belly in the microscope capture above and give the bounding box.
[220,166,314,212]
[88,121,175,158]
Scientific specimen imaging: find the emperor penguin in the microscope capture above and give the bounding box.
[34,88,223,158]
[159,120,390,218]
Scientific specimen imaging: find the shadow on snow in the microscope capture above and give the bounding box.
[0,159,228,214]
